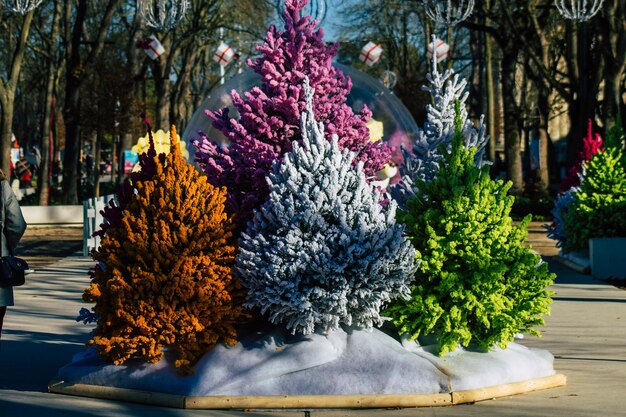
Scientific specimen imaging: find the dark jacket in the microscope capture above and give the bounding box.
[1,180,27,256]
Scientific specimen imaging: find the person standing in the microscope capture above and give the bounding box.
[0,169,27,340]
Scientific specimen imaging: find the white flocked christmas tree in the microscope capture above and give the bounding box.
[391,41,489,207]
[236,78,417,335]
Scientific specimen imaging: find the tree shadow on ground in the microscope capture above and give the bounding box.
[0,331,88,392]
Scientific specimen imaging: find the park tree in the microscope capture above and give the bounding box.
[0,9,35,177]
[36,0,63,205]
[61,0,122,204]
[473,0,610,179]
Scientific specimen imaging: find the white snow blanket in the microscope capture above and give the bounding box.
[57,327,555,396]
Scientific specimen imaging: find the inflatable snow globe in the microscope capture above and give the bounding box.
[182,65,418,163]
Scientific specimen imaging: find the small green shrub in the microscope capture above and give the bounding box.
[386,104,554,355]
[562,146,626,252]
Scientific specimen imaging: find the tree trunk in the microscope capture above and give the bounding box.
[599,0,626,129]
[534,11,552,196]
[62,78,82,204]
[566,21,601,166]
[151,35,173,130]
[169,44,198,130]
[61,0,87,205]
[496,58,506,150]
[39,0,62,205]
[39,90,53,206]
[484,0,496,162]
[155,75,171,130]
[537,96,550,194]
[126,10,145,143]
[485,31,496,162]
[501,53,523,194]
[603,68,622,126]
[469,27,483,127]
[94,128,102,197]
[0,101,14,178]
[61,0,120,204]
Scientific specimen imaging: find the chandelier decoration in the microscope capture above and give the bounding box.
[137,0,190,31]
[554,0,604,21]
[276,0,327,25]
[423,0,475,26]
[2,0,43,14]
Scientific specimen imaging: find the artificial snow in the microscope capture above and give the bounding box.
[56,327,555,396]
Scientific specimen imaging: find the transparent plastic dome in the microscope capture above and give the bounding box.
[182,64,418,163]
[182,70,261,160]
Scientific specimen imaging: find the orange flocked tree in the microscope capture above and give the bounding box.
[83,126,246,371]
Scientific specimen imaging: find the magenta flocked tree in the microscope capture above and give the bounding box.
[194,0,390,230]
[560,119,603,191]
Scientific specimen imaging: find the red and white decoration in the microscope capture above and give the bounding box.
[359,42,382,67]
[427,37,450,62]
[213,42,236,66]
[137,35,165,60]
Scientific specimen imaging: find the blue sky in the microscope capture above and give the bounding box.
[319,2,343,40]
[272,1,348,41]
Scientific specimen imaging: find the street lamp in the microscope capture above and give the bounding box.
[137,0,190,31]
[2,0,42,14]
[555,0,604,22]
[423,0,475,26]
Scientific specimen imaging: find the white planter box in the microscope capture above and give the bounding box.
[589,237,626,279]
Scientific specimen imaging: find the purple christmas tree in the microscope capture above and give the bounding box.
[194,0,390,230]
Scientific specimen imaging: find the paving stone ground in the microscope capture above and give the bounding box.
[15,226,83,271]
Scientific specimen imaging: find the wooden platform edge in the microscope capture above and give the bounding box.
[48,373,566,410]
[451,374,567,404]
[48,380,185,408]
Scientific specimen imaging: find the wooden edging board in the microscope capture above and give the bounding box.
[48,374,566,409]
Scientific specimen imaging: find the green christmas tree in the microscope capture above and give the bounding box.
[386,103,554,355]
[562,144,626,252]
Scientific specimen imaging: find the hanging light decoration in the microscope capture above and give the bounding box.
[2,0,43,14]
[137,0,190,31]
[276,0,327,25]
[554,0,604,22]
[423,0,474,26]
[379,70,398,90]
